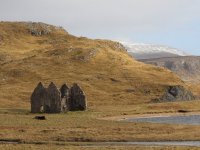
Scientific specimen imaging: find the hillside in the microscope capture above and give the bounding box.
[140,56,200,83]
[121,42,189,59]
[0,22,186,109]
[2,22,200,148]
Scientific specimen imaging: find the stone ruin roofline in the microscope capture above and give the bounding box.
[31,82,87,113]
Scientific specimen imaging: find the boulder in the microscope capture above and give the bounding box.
[34,116,46,120]
[160,85,195,102]
[69,83,87,111]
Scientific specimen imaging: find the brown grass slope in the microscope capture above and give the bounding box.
[0,22,185,109]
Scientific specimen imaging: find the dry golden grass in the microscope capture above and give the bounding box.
[188,83,200,96]
[0,22,200,149]
[0,22,185,109]
[1,100,200,144]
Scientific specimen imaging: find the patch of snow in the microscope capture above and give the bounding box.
[120,42,189,56]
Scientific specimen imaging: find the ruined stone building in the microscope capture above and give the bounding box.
[31,82,86,113]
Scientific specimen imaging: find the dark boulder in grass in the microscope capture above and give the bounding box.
[34,116,46,120]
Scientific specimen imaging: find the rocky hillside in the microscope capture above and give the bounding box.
[0,22,189,109]
[140,56,200,83]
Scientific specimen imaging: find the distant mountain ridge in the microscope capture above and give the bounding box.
[120,42,189,59]
[140,56,200,83]
[120,42,200,83]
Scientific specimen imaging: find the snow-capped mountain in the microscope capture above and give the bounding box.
[121,42,189,60]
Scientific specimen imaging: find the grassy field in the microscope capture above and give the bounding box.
[1,101,200,143]
[1,101,200,149]
[1,22,200,149]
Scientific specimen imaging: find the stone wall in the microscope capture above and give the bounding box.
[47,82,62,113]
[69,83,87,111]
[31,82,47,113]
[31,82,87,113]
[60,84,70,112]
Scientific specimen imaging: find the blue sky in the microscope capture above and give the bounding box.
[0,0,199,55]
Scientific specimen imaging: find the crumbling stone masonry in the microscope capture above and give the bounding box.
[69,83,87,111]
[60,84,70,112]
[31,82,87,113]
[31,82,47,113]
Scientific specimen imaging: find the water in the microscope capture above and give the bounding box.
[2,140,200,147]
[126,115,200,125]
[106,141,200,147]
[81,141,200,147]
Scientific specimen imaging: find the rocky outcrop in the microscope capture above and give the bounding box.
[26,22,65,36]
[159,85,196,102]
[69,83,87,111]
[27,22,52,36]
[31,82,87,113]
[140,56,200,82]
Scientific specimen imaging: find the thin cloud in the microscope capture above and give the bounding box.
[0,0,199,54]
